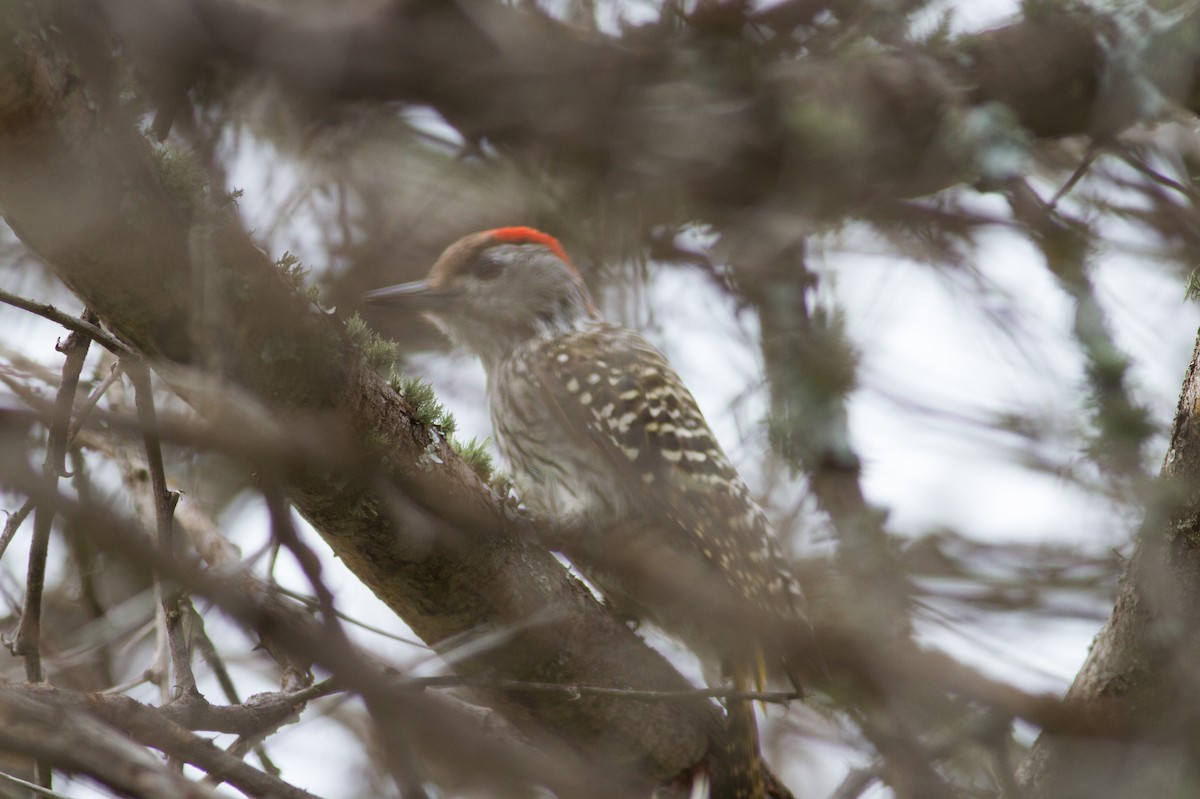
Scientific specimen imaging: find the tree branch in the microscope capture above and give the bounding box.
[12,310,94,694]
[126,360,199,706]
[0,683,319,799]
[1019,327,1200,796]
[0,9,738,794]
[0,684,222,799]
[95,0,1185,216]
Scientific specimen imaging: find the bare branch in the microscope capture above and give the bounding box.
[13,309,94,696]
[0,464,651,799]
[0,498,32,563]
[0,684,222,799]
[0,289,130,355]
[126,359,198,703]
[0,683,319,799]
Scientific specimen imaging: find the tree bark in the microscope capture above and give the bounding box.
[0,5,729,792]
[1019,330,1200,797]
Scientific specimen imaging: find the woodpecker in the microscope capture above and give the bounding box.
[366,227,810,799]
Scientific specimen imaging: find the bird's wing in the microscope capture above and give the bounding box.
[525,322,802,621]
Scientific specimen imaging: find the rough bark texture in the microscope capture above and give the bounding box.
[1019,332,1200,797]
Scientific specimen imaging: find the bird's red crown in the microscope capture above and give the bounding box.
[487,227,574,270]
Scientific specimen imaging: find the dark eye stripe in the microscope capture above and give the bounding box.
[470,258,503,280]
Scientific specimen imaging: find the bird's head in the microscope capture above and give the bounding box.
[365,227,598,364]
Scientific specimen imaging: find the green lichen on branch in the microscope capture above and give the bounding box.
[1185,266,1200,303]
[451,435,494,483]
[388,371,456,438]
[347,319,489,481]
[150,142,206,216]
[450,437,513,496]
[277,252,321,305]
[346,313,399,376]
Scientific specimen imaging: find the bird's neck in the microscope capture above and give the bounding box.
[451,296,597,370]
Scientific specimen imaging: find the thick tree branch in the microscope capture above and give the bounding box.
[0,458,658,799]
[1019,330,1200,796]
[0,7,734,794]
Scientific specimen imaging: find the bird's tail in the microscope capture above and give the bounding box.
[726,661,766,799]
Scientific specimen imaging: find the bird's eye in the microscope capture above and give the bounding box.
[470,258,503,281]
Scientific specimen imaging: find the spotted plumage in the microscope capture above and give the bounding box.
[492,322,802,627]
[366,227,811,799]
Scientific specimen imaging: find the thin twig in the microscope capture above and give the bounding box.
[126,360,198,701]
[0,289,131,355]
[1048,144,1100,208]
[11,308,96,790]
[410,674,802,705]
[283,678,340,705]
[273,584,426,647]
[266,478,429,798]
[0,769,77,799]
[13,311,96,674]
[263,482,342,639]
[63,446,119,687]
[1116,145,1196,199]
[1,362,123,563]
[0,499,33,562]
[190,601,282,780]
[67,362,124,442]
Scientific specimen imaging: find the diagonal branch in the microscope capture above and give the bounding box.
[12,309,95,690]
[0,10,740,794]
[0,683,222,799]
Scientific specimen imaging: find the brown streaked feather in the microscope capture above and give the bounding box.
[517,321,805,639]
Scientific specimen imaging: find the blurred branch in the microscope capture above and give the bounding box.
[0,461,652,799]
[830,766,880,799]
[274,584,426,647]
[0,683,222,799]
[1005,179,1154,481]
[263,481,342,643]
[188,601,283,781]
[412,675,800,705]
[734,238,914,655]
[91,0,1181,216]
[0,682,321,799]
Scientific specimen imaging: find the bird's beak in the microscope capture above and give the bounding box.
[363,280,460,309]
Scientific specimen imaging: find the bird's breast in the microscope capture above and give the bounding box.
[488,361,628,523]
